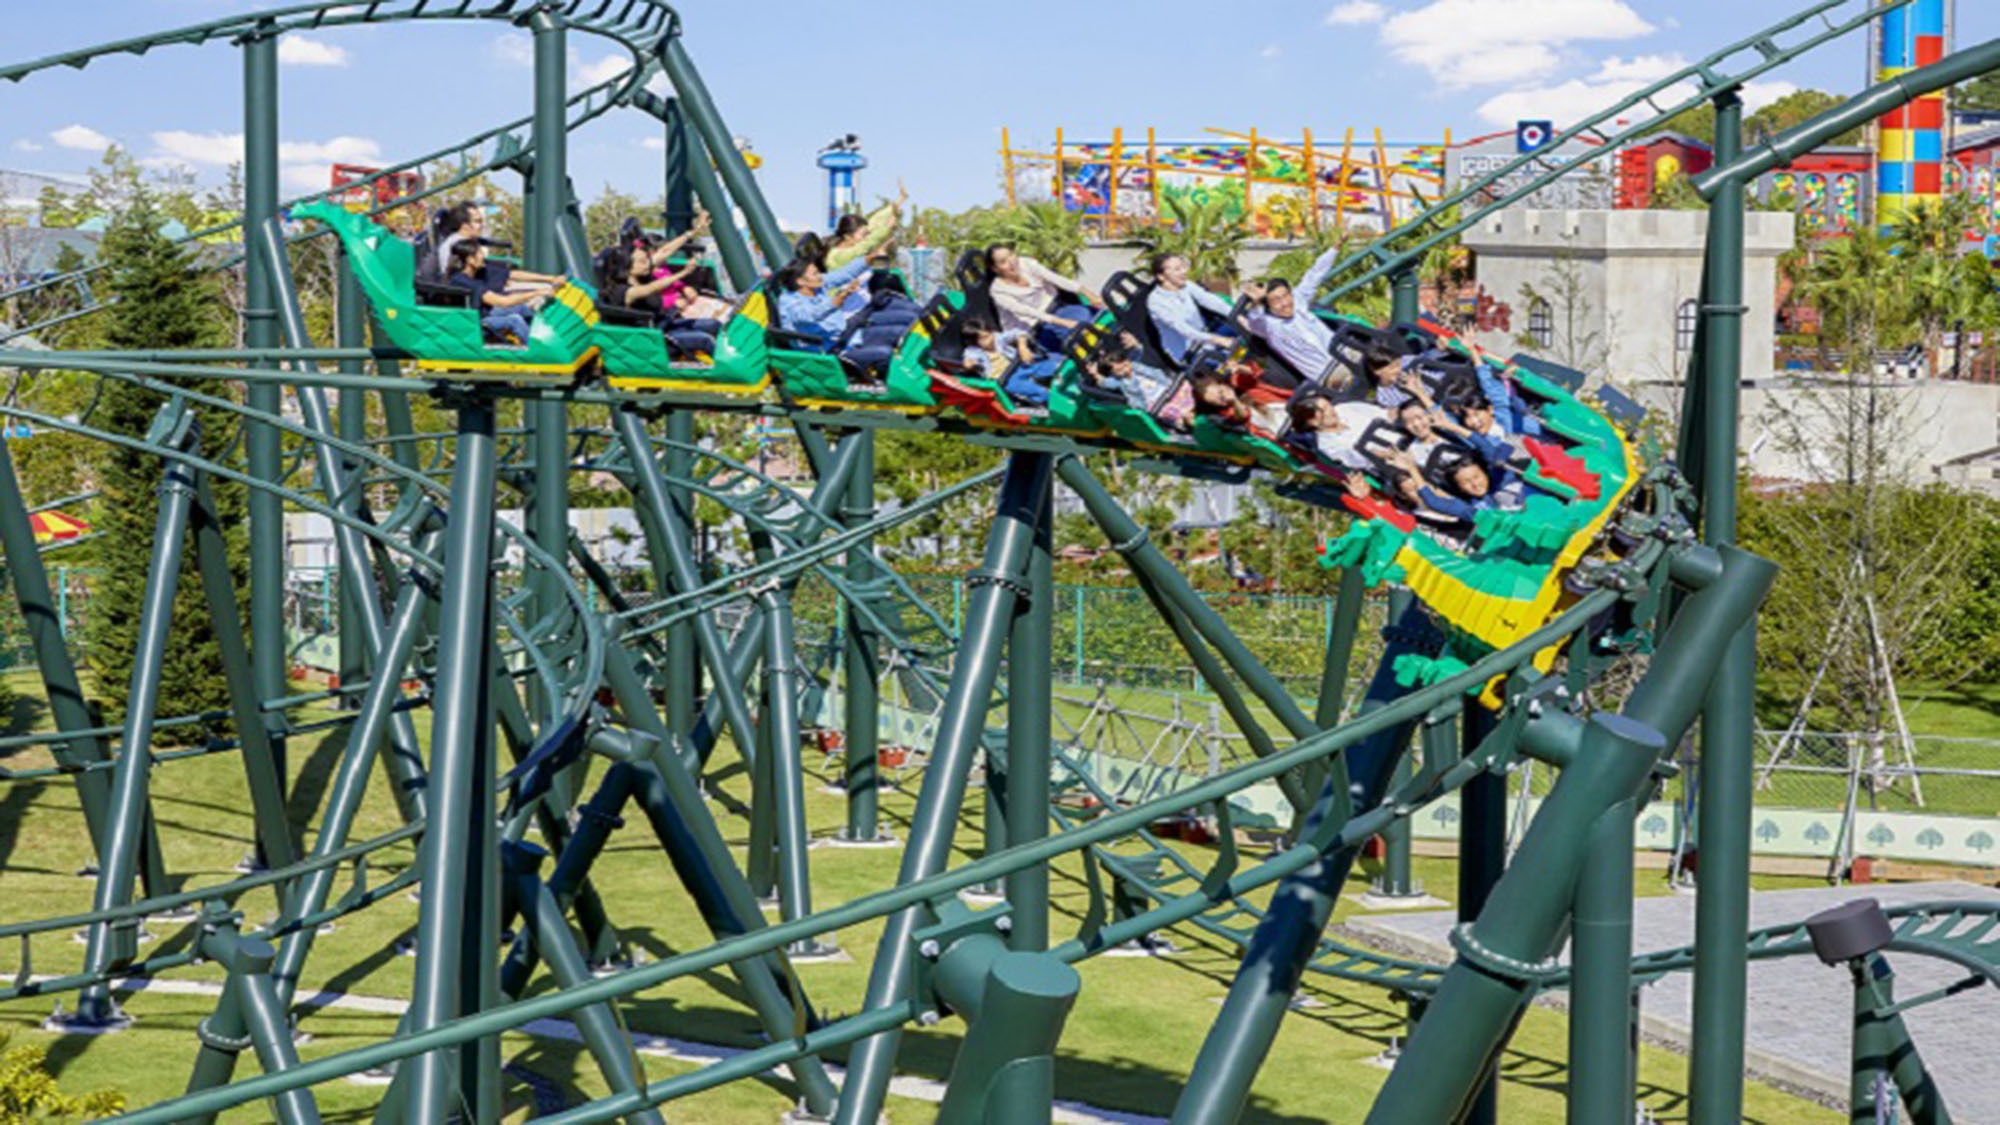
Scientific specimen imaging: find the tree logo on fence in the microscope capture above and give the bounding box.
[1641,813,1669,840]
[1915,828,1945,851]
[1756,819,1782,844]
[1805,822,1832,846]
[1431,805,1460,827]
[1969,831,1995,854]
[1866,824,1897,849]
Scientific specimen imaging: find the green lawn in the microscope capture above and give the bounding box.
[0,670,1840,1123]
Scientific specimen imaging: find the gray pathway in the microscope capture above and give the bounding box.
[1347,881,2000,1121]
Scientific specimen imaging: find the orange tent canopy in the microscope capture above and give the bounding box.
[28,510,89,544]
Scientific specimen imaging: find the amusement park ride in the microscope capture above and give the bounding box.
[0,1,1995,1122]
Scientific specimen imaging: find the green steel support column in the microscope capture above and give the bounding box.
[234,946,322,1125]
[676,113,758,291]
[932,935,1082,1124]
[601,639,840,1113]
[73,425,201,1029]
[1364,546,1776,1125]
[1567,797,1638,1124]
[185,917,320,1125]
[403,397,500,1124]
[663,411,699,762]
[842,429,886,842]
[979,741,1008,898]
[1377,711,1447,901]
[335,260,367,706]
[661,96,695,235]
[262,223,429,823]
[1058,460,1318,742]
[1457,706,1506,1125]
[747,691,778,901]
[615,407,763,772]
[1314,566,1367,728]
[661,38,790,266]
[1849,953,1951,1124]
[762,589,830,954]
[0,437,126,864]
[190,472,298,871]
[834,452,1054,1125]
[528,7,571,730]
[500,843,667,1125]
[1390,264,1422,325]
[1171,601,1435,1125]
[272,558,433,999]
[241,21,288,808]
[1005,473,1055,952]
[1691,89,1758,1125]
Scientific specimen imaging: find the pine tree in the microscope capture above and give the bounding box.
[83,185,244,726]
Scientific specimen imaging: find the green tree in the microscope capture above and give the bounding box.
[583,183,652,256]
[936,202,1090,276]
[1958,72,2000,113]
[0,1031,125,1119]
[1127,194,1252,286]
[82,186,244,724]
[1662,89,1867,148]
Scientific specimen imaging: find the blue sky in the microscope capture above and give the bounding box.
[4,0,1997,230]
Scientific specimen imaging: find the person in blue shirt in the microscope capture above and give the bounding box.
[962,320,1062,407]
[776,256,871,345]
[1473,361,1545,437]
[446,241,554,347]
[1145,254,1234,364]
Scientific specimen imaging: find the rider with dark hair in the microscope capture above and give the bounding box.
[1144,253,1233,363]
[1239,241,1343,378]
[986,243,1099,353]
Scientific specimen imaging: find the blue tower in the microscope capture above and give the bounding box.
[817,134,866,231]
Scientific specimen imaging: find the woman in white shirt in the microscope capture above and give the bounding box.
[986,244,1100,353]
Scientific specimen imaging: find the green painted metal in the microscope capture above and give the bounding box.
[1005,476,1055,953]
[501,842,668,1125]
[335,261,368,705]
[835,452,1055,1125]
[1315,0,1922,307]
[1848,954,1952,1124]
[72,411,201,1029]
[660,38,790,267]
[1690,91,1758,1125]
[843,429,886,841]
[28,5,2000,1122]
[402,396,500,1123]
[0,437,123,863]
[532,10,576,735]
[1567,797,1638,1123]
[242,24,289,831]
[933,937,1082,1124]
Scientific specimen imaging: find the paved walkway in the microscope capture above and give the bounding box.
[1347,880,2000,1120]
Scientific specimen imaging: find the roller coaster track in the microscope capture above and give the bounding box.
[1315,0,1919,306]
[2,2,1994,1122]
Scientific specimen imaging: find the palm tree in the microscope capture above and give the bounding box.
[1889,195,1994,368]
[1127,194,1252,286]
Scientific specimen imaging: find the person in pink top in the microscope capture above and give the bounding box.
[984,243,1100,353]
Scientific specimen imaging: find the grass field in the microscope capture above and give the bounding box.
[0,669,1847,1124]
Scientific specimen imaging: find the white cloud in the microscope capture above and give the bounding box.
[278,35,350,67]
[1325,1,1387,25]
[51,124,113,151]
[1381,0,1655,89]
[574,54,635,91]
[1260,44,1283,60]
[639,137,666,152]
[1472,53,1800,129]
[12,139,44,153]
[152,130,244,166]
[491,32,534,68]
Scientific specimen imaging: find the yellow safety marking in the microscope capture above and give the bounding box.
[605,371,774,397]
[793,398,939,417]
[413,345,599,378]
